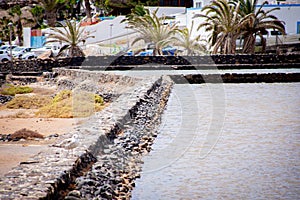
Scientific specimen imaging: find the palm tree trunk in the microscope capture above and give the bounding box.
[17,18,23,46]
[46,11,57,27]
[84,0,92,23]
[243,34,255,54]
[261,37,266,53]
[70,46,85,57]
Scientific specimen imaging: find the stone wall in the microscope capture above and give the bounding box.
[170,73,300,84]
[0,71,173,199]
[52,68,139,96]
[1,54,300,74]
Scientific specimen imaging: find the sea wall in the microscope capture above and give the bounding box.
[0,70,173,199]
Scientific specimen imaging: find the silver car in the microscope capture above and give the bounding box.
[0,50,11,62]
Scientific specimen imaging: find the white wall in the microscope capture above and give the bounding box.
[37,4,299,51]
[187,4,300,37]
[262,5,300,34]
[23,27,31,47]
[194,0,300,7]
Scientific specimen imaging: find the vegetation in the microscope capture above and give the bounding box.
[0,0,286,55]
[0,16,14,42]
[11,128,44,140]
[36,90,105,118]
[195,0,249,54]
[105,0,159,15]
[84,0,92,22]
[122,4,148,22]
[124,7,179,55]
[46,19,94,57]
[232,0,286,53]
[38,0,68,27]
[8,5,25,46]
[174,21,207,55]
[30,5,45,29]
[1,84,33,96]
[195,0,286,54]
[5,95,51,109]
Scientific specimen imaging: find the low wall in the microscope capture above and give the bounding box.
[0,70,173,199]
[1,54,300,74]
[171,73,300,84]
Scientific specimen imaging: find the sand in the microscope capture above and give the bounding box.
[0,84,86,177]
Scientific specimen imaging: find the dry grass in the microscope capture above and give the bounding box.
[36,90,105,118]
[0,84,33,96]
[10,128,44,140]
[5,95,52,109]
[3,88,106,118]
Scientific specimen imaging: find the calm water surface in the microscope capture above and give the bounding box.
[131,83,300,200]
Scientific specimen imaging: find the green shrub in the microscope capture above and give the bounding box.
[1,84,33,96]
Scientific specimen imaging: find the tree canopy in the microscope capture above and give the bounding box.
[105,0,159,15]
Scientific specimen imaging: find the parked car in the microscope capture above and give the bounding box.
[21,52,37,60]
[134,46,178,56]
[32,44,61,57]
[0,45,18,51]
[12,47,33,59]
[0,50,11,62]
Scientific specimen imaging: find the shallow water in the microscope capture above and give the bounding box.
[131,83,300,200]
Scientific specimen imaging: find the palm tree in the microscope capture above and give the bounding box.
[121,4,147,22]
[125,8,179,55]
[233,0,286,53]
[0,17,14,42]
[30,5,45,29]
[105,0,159,15]
[195,0,249,54]
[39,0,68,27]
[175,21,207,55]
[84,0,93,22]
[46,19,94,57]
[9,5,24,46]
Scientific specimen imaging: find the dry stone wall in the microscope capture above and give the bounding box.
[0,70,173,199]
[1,54,300,75]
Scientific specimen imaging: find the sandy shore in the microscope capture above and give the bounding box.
[0,83,86,177]
[0,117,84,177]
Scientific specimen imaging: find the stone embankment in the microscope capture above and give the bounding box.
[171,73,300,84]
[1,54,300,75]
[0,69,173,199]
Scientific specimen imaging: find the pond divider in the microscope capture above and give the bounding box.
[0,70,173,200]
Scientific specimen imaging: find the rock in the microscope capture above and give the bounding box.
[38,50,53,59]
[67,190,81,197]
[64,196,81,200]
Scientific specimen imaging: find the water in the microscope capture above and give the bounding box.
[131,83,300,200]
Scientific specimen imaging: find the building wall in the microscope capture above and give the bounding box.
[194,0,300,7]
[188,4,300,37]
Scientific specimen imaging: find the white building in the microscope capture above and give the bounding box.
[194,0,300,7]
[189,1,300,38]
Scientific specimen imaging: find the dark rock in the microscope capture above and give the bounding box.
[0,95,13,104]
